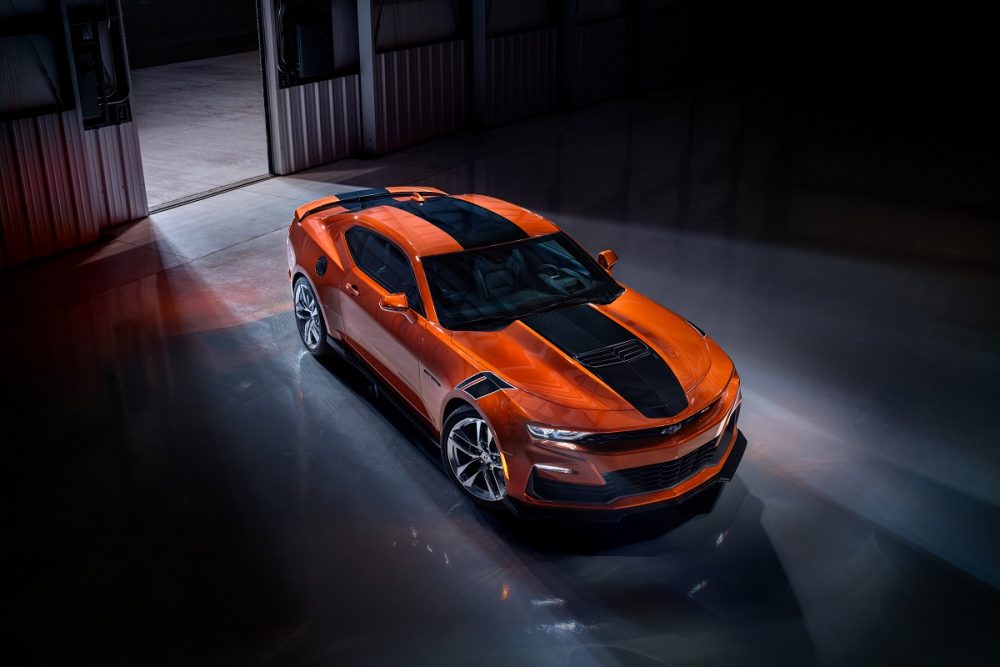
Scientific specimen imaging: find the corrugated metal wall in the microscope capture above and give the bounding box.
[258,0,362,176]
[82,122,148,227]
[267,76,362,175]
[485,28,558,128]
[256,1,650,165]
[1,0,680,270]
[0,112,147,269]
[374,39,466,153]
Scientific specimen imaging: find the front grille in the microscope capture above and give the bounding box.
[531,437,721,504]
[574,339,650,368]
[577,399,719,446]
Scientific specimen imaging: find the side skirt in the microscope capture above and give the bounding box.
[326,335,441,449]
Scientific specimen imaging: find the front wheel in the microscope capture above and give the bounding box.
[441,406,507,508]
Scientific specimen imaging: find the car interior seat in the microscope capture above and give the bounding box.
[473,249,528,300]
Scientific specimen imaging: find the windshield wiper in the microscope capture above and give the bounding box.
[451,299,588,331]
[511,295,600,321]
[452,290,620,331]
[451,313,519,330]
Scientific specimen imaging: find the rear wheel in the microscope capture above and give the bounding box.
[442,406,506,508]
[293,277,332,356]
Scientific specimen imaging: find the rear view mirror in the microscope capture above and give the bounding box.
[379,292,409,313]
[597,249,619,272]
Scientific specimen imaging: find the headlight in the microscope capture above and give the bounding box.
[526,424,592,441]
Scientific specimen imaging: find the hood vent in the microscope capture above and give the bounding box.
[574,339,650,368]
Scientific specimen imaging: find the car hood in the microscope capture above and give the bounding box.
[449,290,713,414]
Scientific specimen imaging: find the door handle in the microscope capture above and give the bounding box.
[344,282,360,296]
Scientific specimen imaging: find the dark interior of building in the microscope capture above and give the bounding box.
[2,1,998,665]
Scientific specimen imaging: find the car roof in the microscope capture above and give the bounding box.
[297,187,560,256]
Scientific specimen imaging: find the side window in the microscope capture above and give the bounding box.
[345,227,381,277]
[344,227,425,317]
[380,242,425,317]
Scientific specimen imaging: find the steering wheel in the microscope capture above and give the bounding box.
[562,267,594,291]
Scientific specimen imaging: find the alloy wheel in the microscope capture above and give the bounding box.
[446,416,506,502]
[294,282,322,350]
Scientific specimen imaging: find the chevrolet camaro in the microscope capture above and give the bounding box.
[287,187,746,517]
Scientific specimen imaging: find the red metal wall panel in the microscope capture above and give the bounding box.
[485,28,558,128]
[374,39,466,153]
[268,75,362,176]
[0,111,148,269]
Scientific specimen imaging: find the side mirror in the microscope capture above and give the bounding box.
[379,292,409,313]
[597,249,619,272]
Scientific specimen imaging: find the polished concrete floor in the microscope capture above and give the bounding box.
[4,92,999,665]
[131,52,269,209]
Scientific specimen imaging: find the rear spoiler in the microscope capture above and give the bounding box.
[293,186,448,221]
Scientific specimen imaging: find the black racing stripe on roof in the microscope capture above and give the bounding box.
[520,304,689,419]
[336,193,527,248]
[386,197,527,249]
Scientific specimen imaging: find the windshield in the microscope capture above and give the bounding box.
[421,233,624,330]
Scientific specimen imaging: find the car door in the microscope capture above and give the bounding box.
[340,226,429,417]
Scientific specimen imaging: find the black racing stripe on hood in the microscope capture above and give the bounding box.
[520,304,689,419]
[336,194,525,248]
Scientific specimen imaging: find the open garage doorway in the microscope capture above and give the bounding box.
[123,0,269,210]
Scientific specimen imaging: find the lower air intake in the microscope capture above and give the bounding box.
[530,437,721,504]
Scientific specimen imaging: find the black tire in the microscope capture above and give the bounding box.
[292,277,333,356]
[441,404,507,510]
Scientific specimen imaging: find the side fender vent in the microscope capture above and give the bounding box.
[456,372,513,400]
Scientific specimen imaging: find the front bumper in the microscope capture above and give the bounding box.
[496,372,744,514]
[503,430,747,522]
[527,408,740,504]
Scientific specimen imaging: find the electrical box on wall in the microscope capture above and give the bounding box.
[0,0,73,121]
[275,0,358,88]
[68,0,132,129]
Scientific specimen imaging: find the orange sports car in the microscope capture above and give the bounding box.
[287,187,745,518]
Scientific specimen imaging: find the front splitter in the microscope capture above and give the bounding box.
[502,430,748,523]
